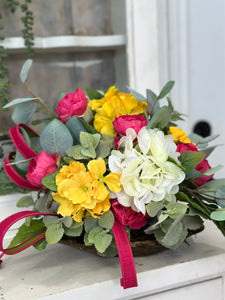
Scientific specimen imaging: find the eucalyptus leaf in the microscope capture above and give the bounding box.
[20,59,33,83]
[127,87,146,102]
[45,223,64,244]
[210,210,225,221]
[40,119,73,155]
[147,105,172,129]
[12,101,38,124]
[201,145,223,158]
[197,179,225,192]
[203,165,223,176]
[16,195,34,207]
[3,97,41,109]
[215,186,225,208]
[157,81,175,100]
[14,151,30,171]
[66,116,87,144]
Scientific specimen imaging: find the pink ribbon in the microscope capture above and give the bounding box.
[112,218,138,289]
[0,211,57,265]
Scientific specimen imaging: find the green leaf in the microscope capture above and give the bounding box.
[84,216,98,233]
[0,169,29,195]
[45,223,64,244]
[94,232,113,253]
[9,219,46,248]
[203,165,223,176]
[20,59,33,83]
[84,232,94,246]
[95,140,112,159]
[69,221,83,229]
[64,226,83,237]
[165,203,187,220]
[157,81,175,100]
[215,186,225,208]
[182,215,204,230]
[14,151,30,171]
[146,201,164,217]
[179,151,206,174]
[80,132,101,149]
[198,179,225,192]
[67,145,89,160]
[85,88,103,100]
[201,145,223,158]
[98,245,118,257]
[3,97,41,109]
[127,87,146,102]
[146,105,172,129]
[61,216,74,228]
[12,101,38,124]
[79,118,98,134]
[88,226,103,243]
[66,116,87,144]
[186,169,205,179]
[40,119,73,155]
[98,211,115,230]
[146,88,159,116]
[43,215,60,227]
[210,210,225,221]
[33,239,48,251]
[16,195,34,207]
[41,171,58,192]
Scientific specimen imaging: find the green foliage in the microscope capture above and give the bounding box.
[66,116,88,144]
[85,88,104,100]
[40,119,73,155]
[45,223,64,244]
[178,151,206,175]
[146,105,173,129]
[3,97,41,109]
[16,195,34,207]
[210,210,225,221]
[98,211,114,230]
[84,216,98,233]
[9,219,46,248]
[41,171,58,192]
[0,169,29,195]
[20,59,33,82]
[146,201,164,217]
[11,100,38,124]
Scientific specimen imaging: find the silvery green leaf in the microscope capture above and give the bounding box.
[127,87,146,102]
[210,209,225,221]
[80,132,101,149]
[16,195,34,207]
[12,101,38,124]
[43,215,60,227]
[3,97,40,109]
[187,169,205,179]
[40,119,73,155]
[88,226,103,243]
[69,221,83,229]
[61,216,73,228]
[215,186,225,208]
[146,89,158,115]
[179,151,206,174]
[166,203,187,220]
[94,232,113,253]
[146,201,164,217]
[14,151,30,171]
[98,211,114,230]
[197,179,225,192]
[45,223,64,244]
[157,81,175,100]
[96,140,112,159]
[201,145,223,158]
[84,216,98,233]
[144,212,168,233]
[147,105,172,129]
[203,165,223,176]
[67,145,89,160]
[20,59,33,83]
[30,137,42,152]
[66,116,87,144]
[182,215,204,230]
[64,226,83,237]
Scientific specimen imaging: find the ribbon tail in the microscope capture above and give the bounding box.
[112,219,138,289]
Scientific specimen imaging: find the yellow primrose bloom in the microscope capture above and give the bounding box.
[52,159,114,222]
[169,127,191,144]
[88,158,122,194]
[90,88,147,137]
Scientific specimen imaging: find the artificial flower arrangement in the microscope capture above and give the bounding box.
[0,59,225,288]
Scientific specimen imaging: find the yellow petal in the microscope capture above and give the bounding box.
[88,158,106,179]
[104,172,122,193]
[92,180,109,201]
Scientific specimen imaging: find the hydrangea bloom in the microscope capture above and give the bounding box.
[109,127,185,214]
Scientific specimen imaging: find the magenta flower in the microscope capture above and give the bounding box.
[55,89,88,123]
[113,114,147,136]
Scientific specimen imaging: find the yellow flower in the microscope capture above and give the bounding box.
[169,127,191,144]
[52,159,120,222]
[89,86,147,137]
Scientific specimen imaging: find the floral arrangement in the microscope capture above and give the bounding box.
[1,60,225,288]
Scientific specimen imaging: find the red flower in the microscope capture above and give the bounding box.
[55,89,88,123]
[176,143,213,186]
[111,199,147,229]
[113,114,147,136]
[26,151,58,188]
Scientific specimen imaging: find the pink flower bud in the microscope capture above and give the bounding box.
[113,115,147,136]
[55,89,88,123]
[26,151,58,188]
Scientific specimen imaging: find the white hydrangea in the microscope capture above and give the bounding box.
[108,127,185,214]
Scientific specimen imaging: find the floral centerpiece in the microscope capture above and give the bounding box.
[1,60,225,288]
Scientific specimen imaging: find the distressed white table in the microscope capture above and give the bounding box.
[1,220,225,300]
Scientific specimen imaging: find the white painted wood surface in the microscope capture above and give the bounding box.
[1,221,225,299]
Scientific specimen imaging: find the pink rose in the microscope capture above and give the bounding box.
[113,115,147,136]
[111,199,147,229]
[55,89,88,123]
[176,143,213,186]
[26,151,58,188]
